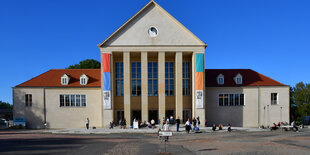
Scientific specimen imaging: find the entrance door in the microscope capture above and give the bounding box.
[116,110,124,125]
[132,110,141,124]
[183,109,192,123]
[148,110,158,124]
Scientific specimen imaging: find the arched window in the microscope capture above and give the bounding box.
[217,74,224,85]
[234,73,243,85]
[61,74,70,85]
[80,74,89,85]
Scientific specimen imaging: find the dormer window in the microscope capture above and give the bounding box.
[234,73,243,85]
[217,74,224,85]
[61,74,70,85]
[80,74,89,85]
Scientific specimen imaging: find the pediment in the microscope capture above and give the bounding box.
[99,1,206,47]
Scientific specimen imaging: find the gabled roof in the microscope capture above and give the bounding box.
[98,0,207,47]
[16,69,101,88]
[205,69,286,87]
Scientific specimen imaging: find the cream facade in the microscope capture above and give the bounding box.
[206,86,290,127]
[99,1,207,126]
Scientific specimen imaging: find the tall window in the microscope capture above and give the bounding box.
[271,93,278,105]
[59,94,86,107]
[183,62,191,96]
[165,62,174,96]
[148,62,158,96]
[219,93,245,106]
[25,94,32,106]
[131,62,141,96]
[115,62,124,96]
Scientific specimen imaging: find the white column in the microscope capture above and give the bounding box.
[123,52,131,126]
[175,52,183,122]
[141,52,148,122]
[158,52,165,122]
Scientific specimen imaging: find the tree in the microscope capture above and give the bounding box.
[67,59,101,69]
[293,82,310,120]
[0,101,12,110]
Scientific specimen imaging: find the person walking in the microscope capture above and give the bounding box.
[176,116,180,132]
[163,121,170,141]
[228,124,232,132]
[86,117,89,129]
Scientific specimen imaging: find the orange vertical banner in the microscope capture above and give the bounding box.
[196,72,203,90]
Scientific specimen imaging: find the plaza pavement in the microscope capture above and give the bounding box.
[24,124,276,134]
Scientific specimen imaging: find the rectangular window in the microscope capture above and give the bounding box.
[219,94,223,106]
[240,94,244,106]
[131,62,141,96]
[271,93,278,105]
[219,93,245,106]
[25,94,32,106]
[148,62,158,96]
[115,62,124,96]
[165,62,174,96]
[71,95,75,106]
[81,95,86,107]
[229,94,234,106]
[234,94,240,106]
[59,94,86,107]
[182,62,191,96]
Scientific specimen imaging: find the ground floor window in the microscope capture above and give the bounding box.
[60,94,86,107]
[219,93,244,106]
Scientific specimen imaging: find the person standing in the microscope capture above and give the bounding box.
[86,118,89,129]
[151,119,155,129]
[185,118,191,134]
[176,116,180,132]
[197,116,200,128]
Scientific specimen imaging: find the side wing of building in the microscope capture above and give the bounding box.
[205,69,290,127]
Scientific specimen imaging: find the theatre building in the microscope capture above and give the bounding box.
[12,1,289,128]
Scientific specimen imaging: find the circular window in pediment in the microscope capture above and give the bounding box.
[148,26,158,37]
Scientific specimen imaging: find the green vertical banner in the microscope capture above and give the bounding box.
[196,53,204,109]
[196,53,204,72]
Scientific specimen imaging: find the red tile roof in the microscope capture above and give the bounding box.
[16,69,101,87]
[16,69,286,88]
[205,69,286,87]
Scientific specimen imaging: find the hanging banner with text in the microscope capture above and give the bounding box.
[196,53,204,109]
[102,53,112,110]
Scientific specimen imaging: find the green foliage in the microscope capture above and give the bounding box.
[67,59,101,69]
[291,82,310,120]
[0,101,12,110]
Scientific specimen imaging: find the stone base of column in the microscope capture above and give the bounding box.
[195,108,205,126]
[103,110,113,127]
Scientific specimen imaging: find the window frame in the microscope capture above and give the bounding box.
[131,62,141,96]
[115,62,124,96]
[271,93,278,105]
[182,61,191,96]
[217,74,224,85]
[148,62,158,96]
[59,94,86,107]
[165,62,174,96]
[218,93,245,106]
[25,94,32,107]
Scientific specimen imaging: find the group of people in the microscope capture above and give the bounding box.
[271,121,299,132]
[211,123,232,132]
[185,117,201,133]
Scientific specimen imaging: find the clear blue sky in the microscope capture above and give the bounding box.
[1,0,310,104]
